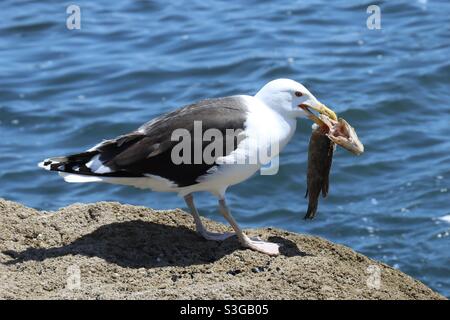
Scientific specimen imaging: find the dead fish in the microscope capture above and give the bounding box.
[304,124,335,219]
[302,109,364,219]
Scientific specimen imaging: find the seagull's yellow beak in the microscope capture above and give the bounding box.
[300,102,337,126]
[311,103,337,121]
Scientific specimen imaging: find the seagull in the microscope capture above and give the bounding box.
[39,78,337,256]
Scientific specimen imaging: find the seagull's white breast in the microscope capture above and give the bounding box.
[183,95,297,197]
[242,95,297,160]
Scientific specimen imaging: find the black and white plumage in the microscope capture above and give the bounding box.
[39,79,337,255]
[41,97,248,188]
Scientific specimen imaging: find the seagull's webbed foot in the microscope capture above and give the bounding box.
[198,230,235,241]
[218,198,281,256]
[242,235,280,256]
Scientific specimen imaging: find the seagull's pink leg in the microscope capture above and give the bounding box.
[184,194,235,241]
[218,198,280,256]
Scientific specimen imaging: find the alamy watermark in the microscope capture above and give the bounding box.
[66,265,81,290]
[66,4,381,31]
[170,121,280,175]
[366,5,381,30]
[66,4,81,30]
[366,265,381,289]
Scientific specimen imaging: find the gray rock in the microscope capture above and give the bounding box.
[0,198,445,300]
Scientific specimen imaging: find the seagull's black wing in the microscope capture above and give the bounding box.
[41,96,249,187]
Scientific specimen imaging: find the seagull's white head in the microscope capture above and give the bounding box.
[255,78,337,122]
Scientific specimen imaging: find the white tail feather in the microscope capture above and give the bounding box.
[59,172,104,183]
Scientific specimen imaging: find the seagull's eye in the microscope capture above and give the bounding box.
[295,91,303,97]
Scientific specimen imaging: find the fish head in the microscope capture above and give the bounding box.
[323,116,364,155]
[294,89,363,155]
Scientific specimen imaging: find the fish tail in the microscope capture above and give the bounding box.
[304,198,318,220]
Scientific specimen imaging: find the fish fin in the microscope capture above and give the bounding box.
[321,142,334,198]
[322,180,329,197]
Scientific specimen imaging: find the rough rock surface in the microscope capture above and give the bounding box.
[0,199,445,300]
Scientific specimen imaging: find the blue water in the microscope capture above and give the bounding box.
[0,0,449,297]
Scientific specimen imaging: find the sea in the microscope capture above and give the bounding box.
[0,0,449,297]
